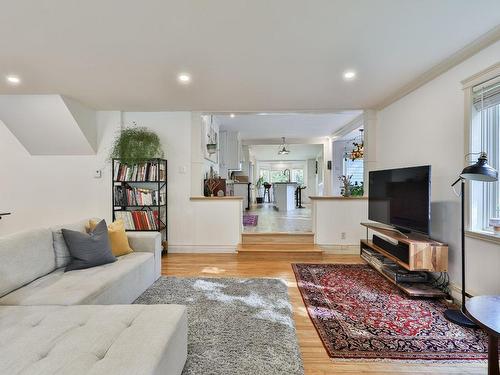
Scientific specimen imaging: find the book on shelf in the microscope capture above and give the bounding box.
[114,210,162,231]
[113,186,165,206]
[113,160,166,182]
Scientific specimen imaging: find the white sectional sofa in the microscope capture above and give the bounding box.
[0,220,187,375]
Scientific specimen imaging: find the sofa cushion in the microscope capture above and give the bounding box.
[0,252,154,306]
[63,220,116,272]
[89,219,133,257]
[0,228,55,298]
[51,219,89,268]
[0,304,188,375]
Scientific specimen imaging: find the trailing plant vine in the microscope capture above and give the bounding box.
[110,125,164,165]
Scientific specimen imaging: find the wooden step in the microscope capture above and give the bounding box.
[237,243,323,253]
[241,232,314,245]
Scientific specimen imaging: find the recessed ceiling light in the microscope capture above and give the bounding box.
[343,70,356,81]
[177,73,191,84]
[230,113,235,118]
[6,75,21,85]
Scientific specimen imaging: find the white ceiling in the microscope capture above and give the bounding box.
[250,144,323,161]
[0,1,499,111]
[217,112,361,140]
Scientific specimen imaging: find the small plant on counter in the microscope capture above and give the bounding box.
[350,182,364,197]
[339,175,352,197]
[110,124,164,165]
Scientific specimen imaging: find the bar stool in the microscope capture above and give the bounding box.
[263,183,272,203]
[296,186,307,208]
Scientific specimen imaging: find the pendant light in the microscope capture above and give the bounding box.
[278,137,290,155]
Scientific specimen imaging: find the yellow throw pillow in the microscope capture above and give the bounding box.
[88,219,133,257]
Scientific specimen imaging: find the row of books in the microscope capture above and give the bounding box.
[113,186,165,206]
[113,160,166,182]
[114,210,163,231]
[360,247,395,272]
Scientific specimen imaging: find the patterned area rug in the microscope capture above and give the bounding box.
[243,214,258,226]
[135,277,303,375]
[292,263,488,361]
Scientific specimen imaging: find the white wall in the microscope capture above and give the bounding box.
[375,40,500,296]
[0,112,119,235]
[171,199,242,253]
[0,110,241,252]
[332,139,350,196]
[312,198,368,250]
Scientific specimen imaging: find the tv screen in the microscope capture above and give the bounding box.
[368,165,431,234]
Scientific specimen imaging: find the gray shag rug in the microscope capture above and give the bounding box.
[134,276,304,375]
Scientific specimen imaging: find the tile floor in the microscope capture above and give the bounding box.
[243,203,312,233]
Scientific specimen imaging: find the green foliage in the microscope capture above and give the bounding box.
[110,126,164,165]
[255,176,265,189]
[350,182,364,197]
[255,176,266,198]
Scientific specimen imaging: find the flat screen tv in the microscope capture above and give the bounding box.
[368,165,431,235]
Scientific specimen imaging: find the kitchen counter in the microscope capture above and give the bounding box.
[273,182,298,211]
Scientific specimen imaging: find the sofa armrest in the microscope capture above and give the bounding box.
[127,232,162,280]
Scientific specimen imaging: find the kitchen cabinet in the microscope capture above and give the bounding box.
[219,130,242,171]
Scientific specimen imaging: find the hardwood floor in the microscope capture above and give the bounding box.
[162,252,486,375]
[243,203,313,233]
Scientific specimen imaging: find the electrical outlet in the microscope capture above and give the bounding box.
[94,169,102,179]
[341,232,346,240]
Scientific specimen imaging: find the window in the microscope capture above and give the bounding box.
[469,75,500,234]
[259,169,270,183]
[269,170,289,183]
[291,169,304,185]
[343,158,364,186]
[259,166,305,184]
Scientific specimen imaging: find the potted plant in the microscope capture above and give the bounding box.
[205,116,218,155]
[255,176,265,203]
[339,175,353,197]
[351,181,364,197]
[110,124,164,165]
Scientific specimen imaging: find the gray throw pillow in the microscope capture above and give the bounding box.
[62,220,116,272]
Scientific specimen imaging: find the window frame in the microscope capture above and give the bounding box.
[463,63,500,244]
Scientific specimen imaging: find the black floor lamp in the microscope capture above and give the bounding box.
[444,152,498,328]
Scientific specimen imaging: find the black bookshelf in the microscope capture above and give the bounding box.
[112,158,167,247]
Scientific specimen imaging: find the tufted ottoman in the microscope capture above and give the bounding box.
[0,304,187,375]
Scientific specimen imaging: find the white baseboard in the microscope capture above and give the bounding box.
[447,282,480,307]
[318,244,359,254]
[168,245,237,253]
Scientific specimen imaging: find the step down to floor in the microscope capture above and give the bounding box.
[237,243,323,253]
[241,232,314,245]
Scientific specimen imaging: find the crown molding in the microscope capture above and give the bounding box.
[375,25,500,110]
[331,113,363,140]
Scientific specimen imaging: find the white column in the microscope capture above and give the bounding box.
[190,112,204,196]
[322,137,333,195]
[363,110,377,195]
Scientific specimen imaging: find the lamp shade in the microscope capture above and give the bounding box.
[460,152,498,182]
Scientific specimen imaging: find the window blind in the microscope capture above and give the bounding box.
[472,75,500,111]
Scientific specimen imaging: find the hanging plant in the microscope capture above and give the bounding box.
[110,124,164,165]
[206,115,218,155]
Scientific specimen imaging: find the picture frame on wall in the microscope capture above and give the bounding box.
[201,115,218,164]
